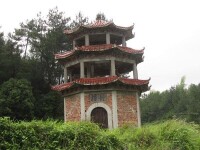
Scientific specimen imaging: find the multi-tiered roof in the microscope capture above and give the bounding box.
[52,20,150,94]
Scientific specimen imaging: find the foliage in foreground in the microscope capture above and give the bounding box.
[115,119,200,150]
[0,117,123,150]
[0,118,200,150]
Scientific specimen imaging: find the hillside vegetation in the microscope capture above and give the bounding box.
[141,77,200,124]
[0,117,200,150]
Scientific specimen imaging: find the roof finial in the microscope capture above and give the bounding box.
[96,12,107,21]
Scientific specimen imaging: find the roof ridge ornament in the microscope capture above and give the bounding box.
[87,19,111,27]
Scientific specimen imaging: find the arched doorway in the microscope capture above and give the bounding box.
[91,107,108,128]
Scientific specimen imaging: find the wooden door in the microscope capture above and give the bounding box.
[91,107,108,128]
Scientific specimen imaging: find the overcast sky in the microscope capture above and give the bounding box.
[1,0,200,91]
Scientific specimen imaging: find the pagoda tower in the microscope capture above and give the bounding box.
[52,20,150,129]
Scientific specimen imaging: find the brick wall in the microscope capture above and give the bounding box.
[65,94,81,121]
[64,90,139,128]
[117,91,138,127]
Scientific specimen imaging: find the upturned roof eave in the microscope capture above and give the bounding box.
[64,21,134,36]
[51,77,150,92]
[54,44,144,60]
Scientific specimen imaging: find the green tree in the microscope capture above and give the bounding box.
[10,7,72,119]
[70,12,88,28]
[34,91,63,119]
[187,84,200,123]
[12,19,38,58]
[0,78,35,120]
[141,77,200,124]
[140,91,163,123]
[0,32,21,85]
[0,32,6,84]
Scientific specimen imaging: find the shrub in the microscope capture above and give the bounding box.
[159,120,199,150]
[0,118,122,150]
[0,118,199,150]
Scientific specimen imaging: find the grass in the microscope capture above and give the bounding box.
[114,119,200,150]
[0,118,199,150]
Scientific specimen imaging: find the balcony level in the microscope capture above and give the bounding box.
[73,33,127,48]
[63,58,138,83]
